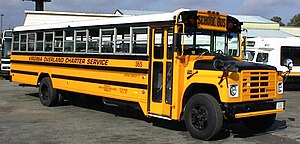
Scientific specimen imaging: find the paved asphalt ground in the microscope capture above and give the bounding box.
[0,79,299,144]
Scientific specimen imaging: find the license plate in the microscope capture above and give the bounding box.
[276,101,284,109]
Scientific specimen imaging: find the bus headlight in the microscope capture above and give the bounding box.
[278,82,283,94]
[229,84,239,98]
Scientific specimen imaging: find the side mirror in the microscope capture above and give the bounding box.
[284,58,293,71]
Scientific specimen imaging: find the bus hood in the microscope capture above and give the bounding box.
[194,55,277,72]
[231,61,277,72]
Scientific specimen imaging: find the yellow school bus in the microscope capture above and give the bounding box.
[10,9,286,140]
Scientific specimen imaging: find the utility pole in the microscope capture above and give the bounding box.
[0,14,3,38]
[22,0,51,11]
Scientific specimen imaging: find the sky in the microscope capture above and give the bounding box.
[0,0,300,31]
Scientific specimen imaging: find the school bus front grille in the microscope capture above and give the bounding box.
[241,71,276,101]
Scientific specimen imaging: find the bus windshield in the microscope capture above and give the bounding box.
[181,28,240,57]
[2,38,11,58]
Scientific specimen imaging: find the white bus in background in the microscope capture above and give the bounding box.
[1,30,12,78]
[245,37,300,82]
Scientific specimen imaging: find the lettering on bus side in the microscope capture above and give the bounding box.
[44,57,65,63]
[119,88,128,94]
[27,56,109,66]
[86,59,108,66]
[65,58,86,64]
[99,85,117,92]
[197,15,226,28]
[29,56,43,62]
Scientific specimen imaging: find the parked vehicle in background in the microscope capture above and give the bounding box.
[1,30,12,78]
[245,37,300,83]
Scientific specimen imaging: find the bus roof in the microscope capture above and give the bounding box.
[2,30,12,38]
[247,37,300,49]
[13,9,189,32]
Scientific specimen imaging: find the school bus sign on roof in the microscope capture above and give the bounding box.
[197,11,227,31]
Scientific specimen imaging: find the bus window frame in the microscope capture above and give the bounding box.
[36,32,44,52]
[115,27,130,55]
[12,33,20,51]
[20,33,27,51]
[87,28,100,54]
[100,28,116,54]
[45,32,54,52]
[27,33,35,51]
[12,26,150,56]
[64,30,75,53]
[75,29,88,53]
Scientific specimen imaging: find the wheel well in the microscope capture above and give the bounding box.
[181,83,221,120]
[37,73,50,86]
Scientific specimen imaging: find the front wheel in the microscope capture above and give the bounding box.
[184,93,223,140]
[39,77,59,106]
[243,114,276,131]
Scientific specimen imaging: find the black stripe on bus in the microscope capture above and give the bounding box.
[1,61,10,64]
[11,52,149,60]
[52,74,148,89]
[11,70,38,76]
[11,60,149,74]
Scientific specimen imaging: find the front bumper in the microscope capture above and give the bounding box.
[224,100,285,119]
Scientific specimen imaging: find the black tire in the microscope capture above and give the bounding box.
[39,77,59,107]
[184,93,223,140]
[57,91,65,105]
[243,114,276,131]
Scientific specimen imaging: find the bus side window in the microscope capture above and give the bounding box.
[64,30,74,52]
[36,32,43,51]
[45,32,54,52]
[20,34,27,51]
[13,34,19,51]
[75,30,87,53]
[132,27,148,54]
[88,28,100,53]
[116,27,130,54]
[28,33,35,51]
[54,31,63,52]
[101,29,114,53]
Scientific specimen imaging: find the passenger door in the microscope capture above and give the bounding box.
[149,27,173,118]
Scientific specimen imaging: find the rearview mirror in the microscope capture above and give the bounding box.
[284,58,293,71]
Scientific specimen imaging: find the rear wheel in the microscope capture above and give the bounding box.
[243,114,276,131]
[39,77,59,106]
[184,93,223,140]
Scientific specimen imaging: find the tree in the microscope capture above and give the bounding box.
[287,13,300,27]
[270,16,285,26]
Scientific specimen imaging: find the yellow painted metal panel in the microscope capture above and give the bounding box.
[197,10,227,32]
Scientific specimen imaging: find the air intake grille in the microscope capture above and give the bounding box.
[241,71,276,101]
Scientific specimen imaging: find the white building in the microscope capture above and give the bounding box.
[23,10,125,26]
